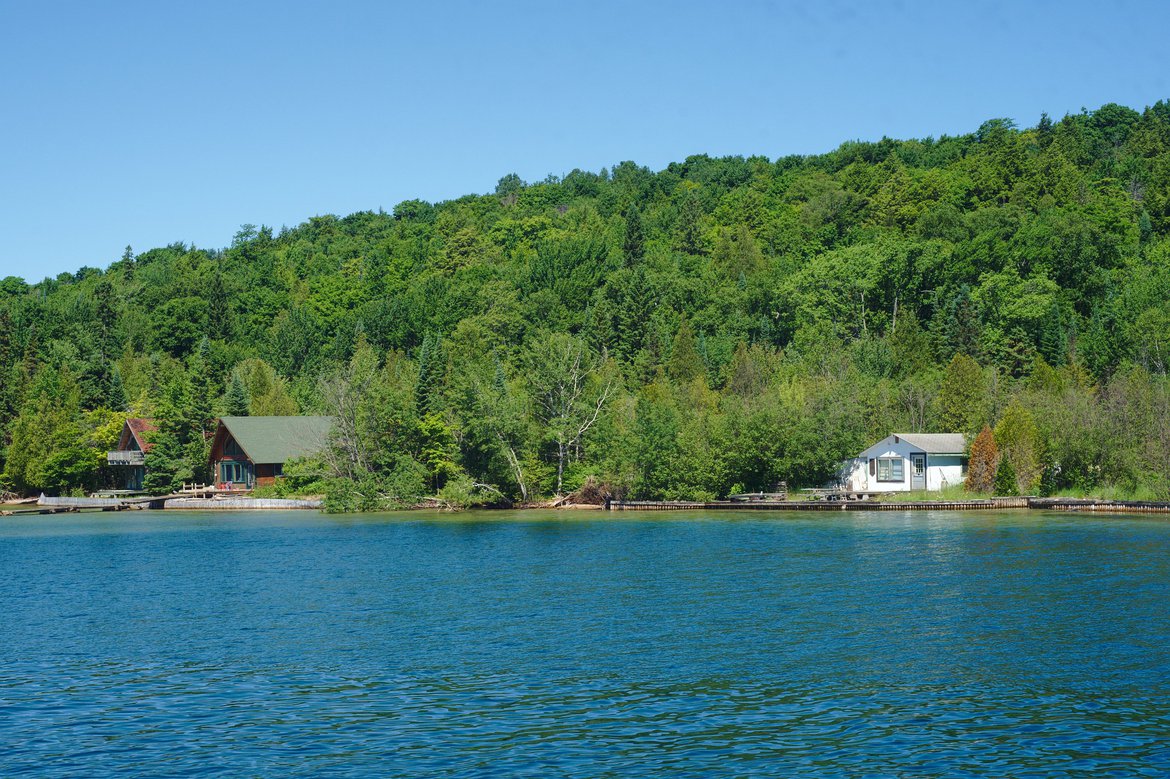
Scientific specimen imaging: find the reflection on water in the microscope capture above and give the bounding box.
[2,510,1169,776]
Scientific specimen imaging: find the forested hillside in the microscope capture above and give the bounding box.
[3,102,1170,506]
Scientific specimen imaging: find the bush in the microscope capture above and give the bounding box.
[322,477,383,513]
[320,456,430,513]
[436,474,502,510]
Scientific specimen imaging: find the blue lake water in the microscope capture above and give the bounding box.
[1,509,1169,777]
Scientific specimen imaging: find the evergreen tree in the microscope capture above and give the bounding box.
[965,425,999,493]
[107,364,128,412]
[143,374,209,493]
[1037,112,1053,148]
[415,331,444,414]
[121,245,135,282]
[994,457,1018,496]
[225,370,251,416]
[188,337,216,436]
[206,270,233,340]
[668,316,704,382]
[675,190,704,255]
[0,310,15,434]
[623,206,644,264]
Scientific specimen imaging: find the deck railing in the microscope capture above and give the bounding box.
[107,450,145,465]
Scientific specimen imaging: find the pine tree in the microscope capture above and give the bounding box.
[144,374,209,493]
[107,364,128,412]
[668,316,704,382]
[675,190,704,255]
[188,337,215,436]
[994,457,1018,496]
[0,310,15,428]
[1037,112,1053,148]
[121,245,135,282]
[206,270,233,340]
[623,206,644,264]
[415,331,444,414]
[225,370,251,416]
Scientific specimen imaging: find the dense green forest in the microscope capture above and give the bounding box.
[3,102,1170,507]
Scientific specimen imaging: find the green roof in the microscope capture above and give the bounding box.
[219,416,334,464]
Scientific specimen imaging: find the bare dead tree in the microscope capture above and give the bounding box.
[527,333,613,495]
[317,355,378,481]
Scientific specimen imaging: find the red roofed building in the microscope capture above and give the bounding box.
[107,418,157,491]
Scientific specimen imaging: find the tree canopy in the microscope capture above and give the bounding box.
[4,102,1170,503]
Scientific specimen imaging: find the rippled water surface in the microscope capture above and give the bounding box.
[2,509,1169,776]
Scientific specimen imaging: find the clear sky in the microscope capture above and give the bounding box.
[1,0,1167,281]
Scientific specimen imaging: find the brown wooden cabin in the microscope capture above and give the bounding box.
[209,416,333,490]
[106,418,157,491]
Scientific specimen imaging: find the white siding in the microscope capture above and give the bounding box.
[924,454,965,491]
[840,436,966,493]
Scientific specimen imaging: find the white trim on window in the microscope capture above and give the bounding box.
[876,457,904,482]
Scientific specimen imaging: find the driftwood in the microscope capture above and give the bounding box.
[547,476,613,507]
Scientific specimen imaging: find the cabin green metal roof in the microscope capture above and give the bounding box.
[219,416,334,464]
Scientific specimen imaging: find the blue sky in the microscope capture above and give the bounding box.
[1,0,1167,281]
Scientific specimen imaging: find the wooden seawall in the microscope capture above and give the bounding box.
[1026,497,1170,514]
[608,496,1170,514]
[163,497,323,510]
[608,497,1031,511]
[36,494,322,511]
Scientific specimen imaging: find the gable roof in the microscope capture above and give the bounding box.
[122,418,157,453]
[217,416,334,464]
[891,433,967,454]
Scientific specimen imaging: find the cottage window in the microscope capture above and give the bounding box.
[225,437,242,456]
[220,461,252,485]
[876,457,904,482]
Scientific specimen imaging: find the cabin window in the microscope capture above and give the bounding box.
[876,457,904,482]
[225,437,242,456]
[220,461,252,484]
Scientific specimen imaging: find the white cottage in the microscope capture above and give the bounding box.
[839,433,968,494]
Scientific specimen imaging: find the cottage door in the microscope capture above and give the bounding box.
[910,453,926,490]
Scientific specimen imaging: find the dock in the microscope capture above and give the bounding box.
[1,505,82,516]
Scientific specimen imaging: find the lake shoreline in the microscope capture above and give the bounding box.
[9,495,1170,517]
